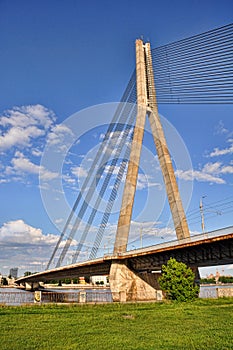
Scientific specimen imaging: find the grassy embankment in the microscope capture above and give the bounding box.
[1,298,233,350]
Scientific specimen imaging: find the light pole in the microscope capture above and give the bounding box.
[140,224,143,248]
[200,196,205,233]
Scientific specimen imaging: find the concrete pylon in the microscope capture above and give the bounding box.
[114,39,190,255]
[114,39,148,254]
[145,42,190,241]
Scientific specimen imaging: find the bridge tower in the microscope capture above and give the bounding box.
[114,39,190,254]
[110,40,190,301]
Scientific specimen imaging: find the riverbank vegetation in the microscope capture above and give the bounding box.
[1,298,232,349]
[159,258,199,301]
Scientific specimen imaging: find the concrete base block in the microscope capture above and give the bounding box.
[109,261,157,302]
[25,282,40,291]
[217,287,233,298]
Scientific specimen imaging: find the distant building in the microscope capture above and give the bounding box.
[90,275,109,286]
[9,268,18,279]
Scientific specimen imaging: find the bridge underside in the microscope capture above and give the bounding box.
[16,232,233,300]
[128,236,233,272]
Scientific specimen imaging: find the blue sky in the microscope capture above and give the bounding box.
[0,0,233,277]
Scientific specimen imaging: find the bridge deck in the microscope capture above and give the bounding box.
[16,226,233,284]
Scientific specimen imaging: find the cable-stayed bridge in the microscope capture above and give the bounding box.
[16,23,233,301]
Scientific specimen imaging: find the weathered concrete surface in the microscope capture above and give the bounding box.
[114,39,147,254]
[109,261,157,302]
[145,42,190,240]
[217,287,233,297]
[25,281,40,291]
[114,39,190,257]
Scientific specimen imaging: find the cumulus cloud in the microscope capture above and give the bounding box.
[71,166,88,178]
[0,104,56,151]
[176,162,233,184]
[0,104,60,185]
[0,220,61,274]
[0,220,57,245]
[220,165,233,174]
[176,160,233,184]
[209,121,233,157]
[209,144,233,157]
[6,151,58,180]
[176,169,225,184]
[47,124,75,150]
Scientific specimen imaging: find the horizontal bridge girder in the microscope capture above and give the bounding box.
[128,238,233,271]
[16,231,233,285]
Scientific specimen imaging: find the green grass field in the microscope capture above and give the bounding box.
[1,298,232,350]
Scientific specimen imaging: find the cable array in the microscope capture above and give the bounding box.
[47,72,136,269]
[152,23,233,103]
[47,23,233,269]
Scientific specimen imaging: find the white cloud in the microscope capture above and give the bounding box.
[0,220,62,274]
[210,121,233,157]
[0,220,57,245]
[12,151,40,174]
[137,173,161,190]
[0,104,56,151]
[214,120,229,135]
[47,124,74,148]
[63,174,76,184]
[71,166,88,178]
[31,148,43,157]
[209,144,233,157]
[0,105,55,129]
[176,169,225,184]
[202,162,222,174]
[6,151,58,181]
[176,160,233,185]
[221,165,233,174]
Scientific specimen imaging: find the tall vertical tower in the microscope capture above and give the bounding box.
[114,39,190,254]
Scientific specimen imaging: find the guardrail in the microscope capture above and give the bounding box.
[119,225,233,257]
[0,290,113,305]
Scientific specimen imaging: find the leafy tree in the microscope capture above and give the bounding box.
[24,271,32,277]
[85,276,90,284]
[63,278,71,284]
[159,258,199,302]
[218,276,233,283]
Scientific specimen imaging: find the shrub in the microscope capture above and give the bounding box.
[218,276,233,283]
[159,258,199,302]
[200,278,216,284]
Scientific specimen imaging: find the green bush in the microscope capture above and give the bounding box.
[218,276,233,283]
[159,258,199,302]
[200,278,216,284]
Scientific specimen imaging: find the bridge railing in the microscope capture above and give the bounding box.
[123,226,233,256]
[35,290,113,304]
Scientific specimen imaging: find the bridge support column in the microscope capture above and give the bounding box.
[25,282,41,291]
[191,267,200,282]
[109,261,157,302]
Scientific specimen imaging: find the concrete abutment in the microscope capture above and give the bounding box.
[109,260,163,302]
